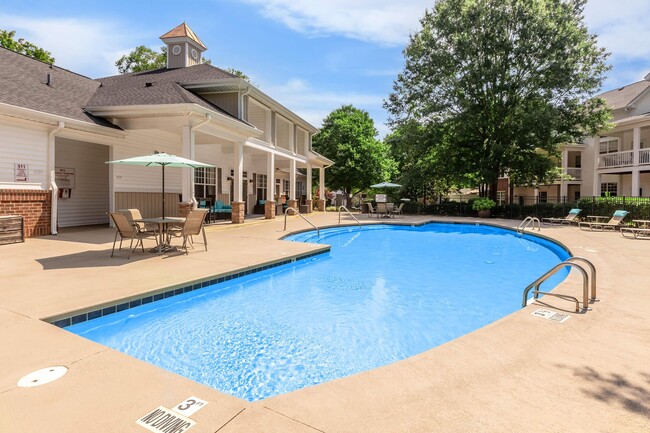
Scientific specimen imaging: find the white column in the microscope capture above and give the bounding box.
[632,169,640,197]
[319,167,325,199]
[633,127,641,166]
[266,153,275,201]
[265,109,272,143]
[289,158,296,200]
[593,135,601,196]
[233,141,244,202]
[560,148,568,199]
[306,165,313,200]
[181,125,194,203]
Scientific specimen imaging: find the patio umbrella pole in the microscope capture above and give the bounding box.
[162,164,166,220]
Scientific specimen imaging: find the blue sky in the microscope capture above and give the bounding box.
[2,0,649,138]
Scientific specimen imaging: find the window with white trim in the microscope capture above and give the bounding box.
[599,138,619,154]
[194,167,216,199]
[256,174,267,200]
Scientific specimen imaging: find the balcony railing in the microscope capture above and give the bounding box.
[599,150,633,168]
[565,167,582,180]
[640,148,650,165]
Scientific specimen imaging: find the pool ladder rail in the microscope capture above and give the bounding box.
[338,206,361,226]
[517,216,541,233]
[284,207,320,237]
[522,257,597,313]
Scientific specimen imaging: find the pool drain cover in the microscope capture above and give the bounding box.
[17,366,68,388]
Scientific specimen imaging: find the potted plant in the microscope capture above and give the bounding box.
[472,197,496,218]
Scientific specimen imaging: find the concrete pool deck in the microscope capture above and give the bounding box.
[0,213,649,432]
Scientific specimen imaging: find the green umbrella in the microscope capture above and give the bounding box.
[106,152,214,219]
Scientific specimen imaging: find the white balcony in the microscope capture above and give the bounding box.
[565,167,582,180]
[599,150,634,168]
[640,148,650,165]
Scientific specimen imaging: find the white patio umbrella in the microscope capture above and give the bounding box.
[106,152,214,219]
[370,182,402,189]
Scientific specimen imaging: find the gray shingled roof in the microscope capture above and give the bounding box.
[597,80,650,111]
[87,64,241,119]
[0,47,117,128]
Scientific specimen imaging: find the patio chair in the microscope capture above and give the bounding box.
[108,212,158,259]
[366,202,378,218]
[542,208,581,225]
[393,202,405,218]
[167,208,209,254]
[120,208,159,241]
[578,210,629,231]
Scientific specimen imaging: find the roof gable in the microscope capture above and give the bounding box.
[598,80,650,111]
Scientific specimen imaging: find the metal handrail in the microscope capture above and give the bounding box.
[522,259,595,312]
[517,216,541,233]
[338,206,361,226]
[283,207,320,237]
[567,256,597,302]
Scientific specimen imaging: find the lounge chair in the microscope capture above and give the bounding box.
[578,210,629,231]
[167,208,209,254]
[542,208,581,225]
[108,212,158,258]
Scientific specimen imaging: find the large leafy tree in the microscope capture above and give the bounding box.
[386,0,611,200]
[313,105,395,198]
[1,29,55,63]
[386,120,456,204]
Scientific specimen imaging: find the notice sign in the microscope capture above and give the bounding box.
[173,397,208,417]
[54,167,75,189]
[14,163,28,182]
[136,406,195,433]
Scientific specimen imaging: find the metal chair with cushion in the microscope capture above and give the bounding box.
[108,212,158,258]
[120,209,159,240]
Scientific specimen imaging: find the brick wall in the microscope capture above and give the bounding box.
[0,190,51,237]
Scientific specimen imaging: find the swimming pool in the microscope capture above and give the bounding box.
[66,223,570,401]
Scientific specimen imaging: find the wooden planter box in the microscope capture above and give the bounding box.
[0,215,24,245]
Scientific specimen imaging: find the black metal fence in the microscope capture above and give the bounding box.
[405,196,650,222]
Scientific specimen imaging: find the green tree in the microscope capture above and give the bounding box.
[115,45,167,74]
[386,120,456,204]
[0,29,55,63]
[386,0,611,200]
[313,105,395,199]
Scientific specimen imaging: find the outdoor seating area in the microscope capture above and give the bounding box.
[366,202,405,218]
[620,219,650,239]
[109,207,209,257]
[542,208,581,225]
[578,210,629,231]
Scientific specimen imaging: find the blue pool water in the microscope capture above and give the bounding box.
[66,223,570,401]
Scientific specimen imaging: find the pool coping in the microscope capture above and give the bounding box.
[46,247,330,327]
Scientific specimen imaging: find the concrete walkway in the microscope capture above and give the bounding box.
[0,213,648,432]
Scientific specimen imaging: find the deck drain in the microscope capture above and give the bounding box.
[17,366,68,388]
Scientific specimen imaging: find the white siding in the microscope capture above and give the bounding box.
[276,116,291,151]
[296,128,307,156]
[202,93,239,118]
[0,122,48,190]
[248,102,267,134]
[55,138,110,227]
[112,129,182,193]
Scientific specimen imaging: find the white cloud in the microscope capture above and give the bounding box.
[0,14,144,77]
[259,77,389,137]
[239,0,429,46]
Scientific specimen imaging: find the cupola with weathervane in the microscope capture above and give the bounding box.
[160,22,207,69]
